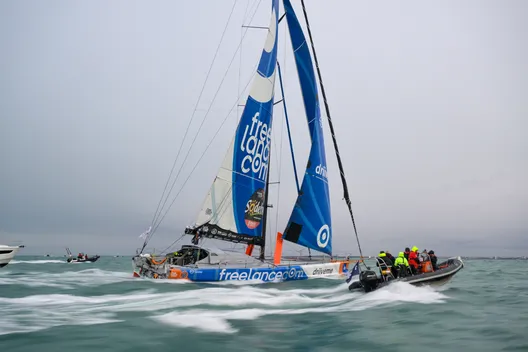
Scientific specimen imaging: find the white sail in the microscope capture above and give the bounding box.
[195,136,237,232]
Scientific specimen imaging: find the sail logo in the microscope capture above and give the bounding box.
[315,164,328,179]
[240,112,272,181]
[312,268,334,275]
[244,188,265,229]
[317,224,330,248]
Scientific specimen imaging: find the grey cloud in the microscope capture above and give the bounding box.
[1,0,526,256]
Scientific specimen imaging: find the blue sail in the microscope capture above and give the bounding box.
[192,0,279,245]
[282,0,332,255]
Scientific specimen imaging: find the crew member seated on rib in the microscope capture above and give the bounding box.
[376,251,394,281]
[393,251,410,278]
[419,250,434,273]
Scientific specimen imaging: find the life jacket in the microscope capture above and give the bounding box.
[394,256,409,267]
[408,251,419,268]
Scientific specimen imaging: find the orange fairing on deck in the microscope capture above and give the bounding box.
[149,257,167,265]
[246,244,255,256]
[274,232,283,265]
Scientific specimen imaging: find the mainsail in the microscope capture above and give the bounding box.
[188,0,279,246]
[282,0,332,255]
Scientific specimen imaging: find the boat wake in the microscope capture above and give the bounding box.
[10,260,64,264]
[0,281,448,336]
[0,269,134,289]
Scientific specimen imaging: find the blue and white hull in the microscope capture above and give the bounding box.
[132,246,350,283]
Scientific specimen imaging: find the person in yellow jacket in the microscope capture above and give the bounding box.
[394,251,410,278]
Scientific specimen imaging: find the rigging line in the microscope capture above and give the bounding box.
[150,0,239,228]
[206,185,233,225]
[277,61,300,194]
[152,0,264,229]
[215,194,233,225]
[299,0,364,259]
[148,59,260,239]
[151,1,244,229]
[244,0,261,24]
[158,234,186,255]
[238,0,249,121]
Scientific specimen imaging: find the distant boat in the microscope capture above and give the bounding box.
[0,244,24,268]
[132,0,362,283]
[65,247,100,263]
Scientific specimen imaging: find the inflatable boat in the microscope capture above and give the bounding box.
[67,255,100,263]
[348,256,464,293]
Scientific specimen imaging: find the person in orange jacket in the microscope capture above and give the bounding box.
[404,247,411,260]
[408,246,420,274]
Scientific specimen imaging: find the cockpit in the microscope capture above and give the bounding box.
[165,245,210,265]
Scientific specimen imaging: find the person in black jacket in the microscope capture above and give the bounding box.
[376,251,394,280]
[428,250,438,270]
[385,251,396,276]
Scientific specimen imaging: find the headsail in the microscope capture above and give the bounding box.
[282,0,332,255]
[187,0,279,246]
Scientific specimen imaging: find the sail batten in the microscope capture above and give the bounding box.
[282,0,332,255]
[189,0,279,246]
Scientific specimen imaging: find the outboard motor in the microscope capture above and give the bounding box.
[359,270,379,293]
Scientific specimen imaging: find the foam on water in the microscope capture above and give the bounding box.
[151,282,448,333]
[0,269,134,289]
[0,278,448,336]
[10,260,65,264]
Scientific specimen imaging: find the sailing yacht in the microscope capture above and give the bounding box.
[132,0,361,282]
[0,244,24,268]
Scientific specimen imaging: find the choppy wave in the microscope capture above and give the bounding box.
[0,281,447,336]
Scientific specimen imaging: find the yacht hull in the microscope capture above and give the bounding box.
[132,251,350,282]
[0,245,23,268]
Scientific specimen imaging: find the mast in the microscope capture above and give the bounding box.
[259,148,271,260]
[277,61,300,194]
[299,0,364,258]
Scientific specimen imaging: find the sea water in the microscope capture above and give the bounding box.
[1,256,526,351]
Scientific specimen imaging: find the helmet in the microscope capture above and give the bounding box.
[411,246,418,252]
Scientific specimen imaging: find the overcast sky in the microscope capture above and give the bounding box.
[1,0,526,257]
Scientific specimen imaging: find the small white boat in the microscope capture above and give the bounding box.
[0,244,24,268]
